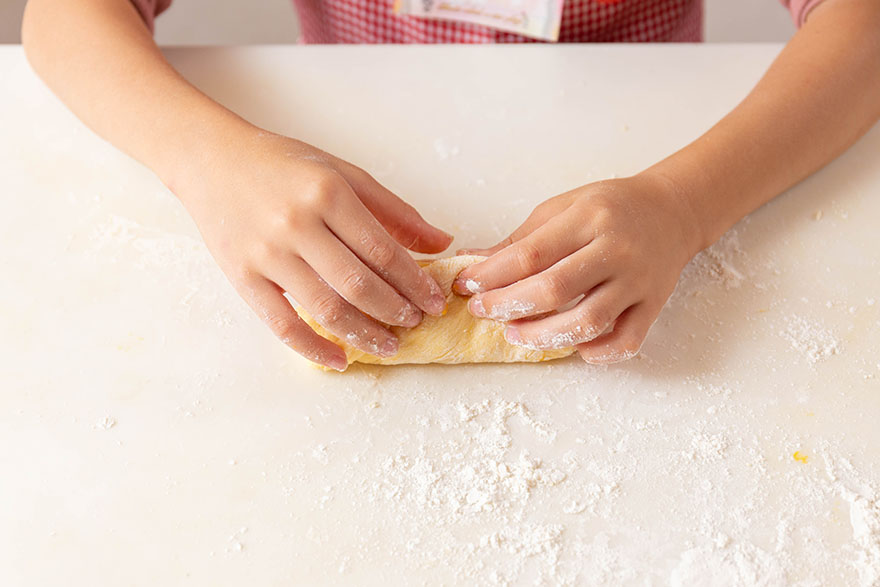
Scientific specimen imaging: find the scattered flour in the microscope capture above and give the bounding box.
[677,230,747,296]
[374,400,565,519]
[464,278,482,294]
[824,455,880,587]
[486,298,536,322]
[278,368,880,586]
[669,538,786,587]
[847,491,880,587]
[433,138,461,160]
[95,416,116,430]
[779,315,841,366]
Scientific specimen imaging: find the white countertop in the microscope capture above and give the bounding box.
[1,44,878,586]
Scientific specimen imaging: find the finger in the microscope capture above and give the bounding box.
[323,196,447,316]
[453,214,588,295]
[240,277,348,371]
[455,201,564,259]
[345,169,453,254]
[298,233,425,326]
[576,303,658,365]
[502,285,632,350]
[270,256,401,358]
[466,247,613,321]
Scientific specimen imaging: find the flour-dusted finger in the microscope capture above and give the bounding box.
[466,246,614,321]
[239,277,348,371]
[503,285,635,350]
[270,256,401,359]
[576,303,658,364]
[454,214,586,295]
[324,193,447,316]
[298,229,424,327]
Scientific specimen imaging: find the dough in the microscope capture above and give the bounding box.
[299,255,575,368]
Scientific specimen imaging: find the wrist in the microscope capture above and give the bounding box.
[633,165,712,260]
[640,145,752,255]
[155,107,263,202]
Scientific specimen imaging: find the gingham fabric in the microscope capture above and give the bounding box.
[293,0,703,43]
[132,0,826,43]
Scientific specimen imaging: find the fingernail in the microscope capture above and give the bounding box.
[379,337,399,357]
[504,326,520,344]
[327,354,348,372]
[469,296,486,317]
[399,304,422,327]
[426,294,447,316]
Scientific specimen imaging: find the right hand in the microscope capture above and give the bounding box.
[174,127,452,370]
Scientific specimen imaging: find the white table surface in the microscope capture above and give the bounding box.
[1,44,878,586]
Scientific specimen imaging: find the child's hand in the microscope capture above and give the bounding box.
[178,130,452,371]
[453,173,702,364]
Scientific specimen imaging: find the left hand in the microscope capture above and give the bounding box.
[453,172,703,364]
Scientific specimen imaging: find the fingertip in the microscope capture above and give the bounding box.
[398,304,423,328]
[377,336,399,358]
[575,304,655,365]
[296,339,348,371]
[576,342,641,365]
[452,275,483,296]
[468,295,487,318]
[431,229,455,252]
[325,353,349,372]
[406,224,454,254]
[296,339,349,371]
[424,293,447,316]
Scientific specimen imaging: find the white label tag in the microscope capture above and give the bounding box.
[393,0,565,42]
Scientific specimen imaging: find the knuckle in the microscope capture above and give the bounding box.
[265,313,300,343]
[589,205,616,232]
[270,207,304,233]
[300,172,342,209]
[310,294,347,326]
[364,239,398,269]
[338,269,370,299]
[538,271,569,306]
[513,241,543,273]
[575,303,613,334]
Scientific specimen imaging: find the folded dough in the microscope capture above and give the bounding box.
[299,255,575,368]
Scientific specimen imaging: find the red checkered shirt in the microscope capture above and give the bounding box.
[132,0,827,43]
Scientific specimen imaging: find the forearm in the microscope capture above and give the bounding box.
[21,0,254,189]
[648,0,880,252]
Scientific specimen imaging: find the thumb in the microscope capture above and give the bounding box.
[348,171,453,254]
